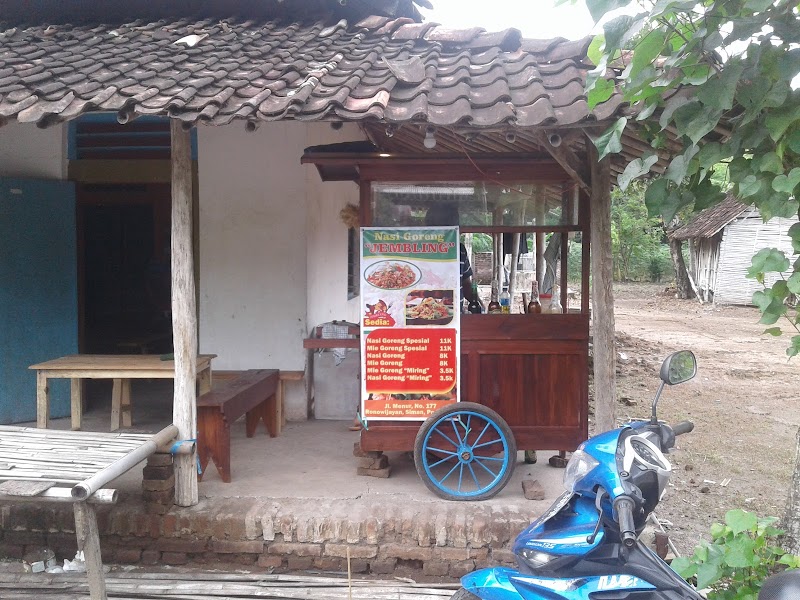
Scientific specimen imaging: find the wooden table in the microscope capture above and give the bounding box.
[29,355,216,431]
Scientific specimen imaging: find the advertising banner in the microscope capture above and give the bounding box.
[360,227,461,421]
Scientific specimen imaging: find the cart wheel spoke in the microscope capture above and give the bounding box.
[472,422,491,447]
[466,462,481,487]
[433,427,459,449]
[473,457,499,476]
[473,438,502,450]
[438,462,461,486]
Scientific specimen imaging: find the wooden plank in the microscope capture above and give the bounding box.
[460,313,589,341]
[0,480,55,496]
[171,119,199,507]
[29,354,214,372]
[73,502,107,600]
[589,142,616,433]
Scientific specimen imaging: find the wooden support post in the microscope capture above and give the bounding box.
[589,143,616,433]
[171,119,199,507]
[70,378,82,431]
[73,501,107,600]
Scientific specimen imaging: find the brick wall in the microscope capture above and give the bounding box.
[0,497,525,579]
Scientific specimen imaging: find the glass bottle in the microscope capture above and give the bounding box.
[527,280,542,314]
[499,285,511,314]
[487,280,501,314]
[467,281,483,314]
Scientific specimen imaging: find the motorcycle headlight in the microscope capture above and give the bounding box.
[518,547,557,569]
[563,449,599,492]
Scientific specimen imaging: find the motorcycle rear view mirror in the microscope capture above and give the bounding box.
[660,350,697,385]
[651,350,696,424]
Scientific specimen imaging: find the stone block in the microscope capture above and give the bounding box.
[313,557,343,571]
[142,465,174,480]
[287,555,313,570]
[522,478,545,501]
[142,488,174,505]
[145,502,172,516]
[141,550,160,565]
[369,558,396,574]
[379,543,433,561]
[490,547,516,565]
[2,531,47,546]
[357,455,389,469]
[356,466,391,478]
[350,559,369,573]
[257,554,283,569]
[161,552,189,565]
[449,559,476,578]
[268,541,322,557]
[112,548,143,564]
[422,560,449,577]
[210,540,264,554]
[0,543,24,559]
[352,442,382,458]
[433,546,471,561]
[325,543,378,559]
[142,475,175,492]
[155,537,209,553]
[147,453,174,467]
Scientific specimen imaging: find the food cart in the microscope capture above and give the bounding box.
[304,153,590,500]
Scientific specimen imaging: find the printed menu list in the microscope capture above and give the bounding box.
[363,328,457,418]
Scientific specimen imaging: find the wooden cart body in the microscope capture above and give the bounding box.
[360,314,589,453]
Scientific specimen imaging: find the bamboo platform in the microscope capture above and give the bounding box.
[0,570,458,599]
[0,426,154,484]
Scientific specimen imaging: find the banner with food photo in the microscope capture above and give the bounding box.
[360,227,461,421]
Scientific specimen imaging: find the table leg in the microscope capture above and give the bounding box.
[198,366,212,394]
[121,379,132,427]
[71,378,83,431]
[36,372,49,429]
[111,379,122,431]
[73,501,108,600]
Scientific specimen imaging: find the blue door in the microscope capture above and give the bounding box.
[0,178,78,424]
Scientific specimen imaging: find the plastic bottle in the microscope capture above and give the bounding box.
[499,285,511,314]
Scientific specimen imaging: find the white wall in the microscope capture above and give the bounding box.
[0,122,65,180]
[197,121,363,420]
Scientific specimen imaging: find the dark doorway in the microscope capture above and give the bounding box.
[78,183,173,355]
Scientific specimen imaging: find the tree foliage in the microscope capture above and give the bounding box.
[581,0,800,356]
[611,182,670,281]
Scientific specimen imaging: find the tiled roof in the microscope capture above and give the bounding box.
[669,194,750,240]
[0,15,627,130]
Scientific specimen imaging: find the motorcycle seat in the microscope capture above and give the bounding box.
[759,570,800,600]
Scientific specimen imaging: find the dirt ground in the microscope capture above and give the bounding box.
[607,282,799,556]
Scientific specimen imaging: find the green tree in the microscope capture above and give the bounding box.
[611,182,668,281]
[579,0,800,554]
[578,0,799,358]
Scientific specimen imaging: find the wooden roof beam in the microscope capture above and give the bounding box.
[536,131,591,194]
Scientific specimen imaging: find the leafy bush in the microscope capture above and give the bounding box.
[670,509,800,599]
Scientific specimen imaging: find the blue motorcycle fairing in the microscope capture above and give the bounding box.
[513,495,604,557]
[463,566,657,600]
[572,428,627,501]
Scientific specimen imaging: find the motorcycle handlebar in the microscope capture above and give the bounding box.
[614,496,637,548]
[672,421,694,436]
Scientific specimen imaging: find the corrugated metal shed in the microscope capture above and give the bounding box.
[714,212,799,305]
[669,194,749,241]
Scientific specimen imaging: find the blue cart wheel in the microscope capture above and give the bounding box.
[414,402,516,501]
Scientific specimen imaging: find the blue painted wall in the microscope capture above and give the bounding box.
[0,178,78,424]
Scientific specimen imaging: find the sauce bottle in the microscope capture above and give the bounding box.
[527,280,542,314]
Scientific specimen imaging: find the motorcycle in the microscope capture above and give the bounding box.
[455,349,742,600]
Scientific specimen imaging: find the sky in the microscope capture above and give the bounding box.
[419,0,598,41]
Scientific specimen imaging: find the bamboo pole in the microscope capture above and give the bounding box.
[0,488,117,504]
[170,120,199,507]
[71,425,177,500]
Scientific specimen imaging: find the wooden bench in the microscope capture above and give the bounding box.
[196,369,279,483]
